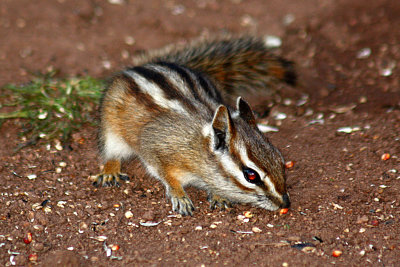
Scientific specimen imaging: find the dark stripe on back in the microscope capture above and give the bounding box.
[117,73,164,112]
[156,62,197,96]
[129,65,197,111]
[145,62,218,113]
[194,70,224,103]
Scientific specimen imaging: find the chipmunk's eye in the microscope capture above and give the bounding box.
[243,168,262,184]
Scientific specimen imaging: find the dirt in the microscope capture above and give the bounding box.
[1,0,399,266]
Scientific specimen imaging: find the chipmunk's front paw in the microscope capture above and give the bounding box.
[170,195,195,216]
[208,194,232,211]
[92,173,130,187]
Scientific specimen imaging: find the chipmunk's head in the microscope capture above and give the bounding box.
[203,97,290,211]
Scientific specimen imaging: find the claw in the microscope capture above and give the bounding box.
[208,194,232,211]
[170,195,195,216]
[119,174,130,181]
[92,173,130,187]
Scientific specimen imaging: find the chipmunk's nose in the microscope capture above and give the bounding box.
[280,193,291,209]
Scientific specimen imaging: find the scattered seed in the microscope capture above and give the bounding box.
[330,103,356,114]
[23,233,32,244]
[257,124,279,133]
[356,48,371,59]
[264,35,282,48]
[108,0,124,5]
[337,126,361,133]
[93,236,107,242]
[124,211,133,219]
[381,153,391,161]
[331,202,343,210]
[59,162,67,167]
[139,221,161,227]
[171,4,185,15]
[232,230,253,234]
[359,96,367,103]
[283,98,292,106]
[124,36,135,46]
[111,245,120,251]
[282,13,295,25]
[102,60,111,70]
[28,253,38,261]
[332,250,342,257]
[274,112,287,120]
[38,111,48,120]
[27,174,37,180]
[54,141,63,151]
[252,227,262,233]
[285,161,294,169]
[237,214,249,223]
[243,211,253,218]
[266,224,274,228]
[67,246,74,251]
[210,224,217,229]
[359,228,366,233]
[370,220,379,227]
[279,208,289,215]
[195,226,203,231]
[55,167,62,173]
[359,250,366,256]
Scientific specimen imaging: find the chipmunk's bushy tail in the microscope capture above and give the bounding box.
[134,35,296,102]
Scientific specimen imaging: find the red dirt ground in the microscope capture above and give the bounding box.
[1,0,399,266]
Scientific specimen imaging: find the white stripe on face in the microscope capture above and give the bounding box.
[123,69,188,114]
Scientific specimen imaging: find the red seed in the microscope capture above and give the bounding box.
[23,232,32,244]
[332,250,342,257]
[28,253,38,261]
[279,208,289,215]
[111,244,120,251]
[381,153,391,161]
[371,220,379,227]
[285,161,294,169]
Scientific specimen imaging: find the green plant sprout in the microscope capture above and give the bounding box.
[0,71,104,150]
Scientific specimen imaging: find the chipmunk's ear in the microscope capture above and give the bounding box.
[211,105,233,150]
[236,97,257,127]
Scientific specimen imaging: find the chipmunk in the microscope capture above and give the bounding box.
[94,36,295,215]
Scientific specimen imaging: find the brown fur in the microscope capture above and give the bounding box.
[95,36,294,215]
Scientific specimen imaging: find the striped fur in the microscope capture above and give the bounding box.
[96,36,293,215]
